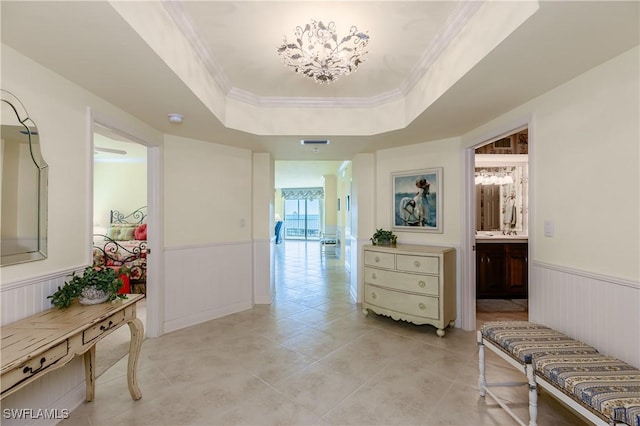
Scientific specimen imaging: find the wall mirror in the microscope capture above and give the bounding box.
[1,89,48,266]
[475,154,528,235]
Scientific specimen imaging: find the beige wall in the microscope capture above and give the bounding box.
[93,161,147,230]
[462,46,639,281]
[374,137,462,246]
[163,135,252,246]
[323,174,337,234]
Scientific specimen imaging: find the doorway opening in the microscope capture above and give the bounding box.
[91,125,149,375]
[474,129,529,326]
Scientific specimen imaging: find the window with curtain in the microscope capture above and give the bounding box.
[281,187,324,240]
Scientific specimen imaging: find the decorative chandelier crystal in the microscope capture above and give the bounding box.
[277,20,370,84]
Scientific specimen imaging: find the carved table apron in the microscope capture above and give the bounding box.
[1,294,144,401]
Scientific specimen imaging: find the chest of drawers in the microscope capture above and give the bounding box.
[362,244,456,337]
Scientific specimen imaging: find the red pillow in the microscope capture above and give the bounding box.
[134,223,147,240]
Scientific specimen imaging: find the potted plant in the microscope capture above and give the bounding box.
[370,228,398,247]
[48,266,128,309]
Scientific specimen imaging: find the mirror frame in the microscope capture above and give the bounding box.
[1,89,48,266]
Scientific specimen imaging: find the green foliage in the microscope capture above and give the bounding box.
[370,228,398,246]
[48,266,127,309]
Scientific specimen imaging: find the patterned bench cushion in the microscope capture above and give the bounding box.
[480,321,598,363]
[535,353,640,426]
[481,321,640,426]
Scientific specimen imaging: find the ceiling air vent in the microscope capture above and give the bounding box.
[300,139,330,145]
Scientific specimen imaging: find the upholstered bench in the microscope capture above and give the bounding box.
[478,321,640,426]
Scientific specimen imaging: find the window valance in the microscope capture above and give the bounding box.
[280,187,324,200]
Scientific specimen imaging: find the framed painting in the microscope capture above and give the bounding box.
[392,167,443,233]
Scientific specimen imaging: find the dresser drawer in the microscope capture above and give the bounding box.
[363,250,395,269]
[364,284,439,320]
[396,254,439,274]
[83,311,126,344]
[1,341,69,393]
[364,267,439,296]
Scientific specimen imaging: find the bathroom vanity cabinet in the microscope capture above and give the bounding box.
[476,241,528,299]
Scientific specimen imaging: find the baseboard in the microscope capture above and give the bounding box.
[163,300,253,333]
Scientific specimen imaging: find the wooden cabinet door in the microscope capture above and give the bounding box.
[476,244,506,298]
[506,244,528,298]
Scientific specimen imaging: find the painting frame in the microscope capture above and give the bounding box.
[392,167,443,233]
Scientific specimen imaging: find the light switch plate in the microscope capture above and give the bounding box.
[544,220,554,237]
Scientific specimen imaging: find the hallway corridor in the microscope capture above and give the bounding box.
[63,241,583,425]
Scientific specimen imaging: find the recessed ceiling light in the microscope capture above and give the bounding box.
[168,113,183,123]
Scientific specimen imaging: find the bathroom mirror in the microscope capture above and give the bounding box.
[475,155,528,235]
[1,89,48,266]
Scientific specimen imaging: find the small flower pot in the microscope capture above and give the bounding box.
[78,286,110,305]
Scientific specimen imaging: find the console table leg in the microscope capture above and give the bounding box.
[127,318,144,400]
[84,345,96,402]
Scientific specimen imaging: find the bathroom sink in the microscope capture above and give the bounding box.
[476,233,528,241]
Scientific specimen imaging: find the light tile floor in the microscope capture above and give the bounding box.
[63,241,586,425]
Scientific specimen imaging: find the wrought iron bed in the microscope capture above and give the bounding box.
[92,206,148,294]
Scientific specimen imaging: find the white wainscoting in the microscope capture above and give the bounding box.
[253,239,272,304]
[349,237,365,304]
[1,267,87,426]
[0,267,82,325]
[530,261,640,367]
[163,241,254,333]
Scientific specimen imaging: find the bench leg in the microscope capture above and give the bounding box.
[526,363,538,426]
[477,331,487,397]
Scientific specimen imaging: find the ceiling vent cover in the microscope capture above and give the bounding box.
[300,139,330,145]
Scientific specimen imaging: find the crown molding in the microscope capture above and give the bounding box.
[163,1,482,109]
[400,1,483,95]
[163,1,232,95]
[227,87,404,109]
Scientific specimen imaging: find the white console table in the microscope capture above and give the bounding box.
[1,294,144,401]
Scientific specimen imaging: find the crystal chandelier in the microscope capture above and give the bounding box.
[277,20,370,84]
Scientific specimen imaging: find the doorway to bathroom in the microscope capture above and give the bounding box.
[474,128,530,326]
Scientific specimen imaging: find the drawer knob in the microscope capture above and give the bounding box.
[418,303,426,310]
[375,256,380,263]
[414,260,421,268]
[23,357,46,375]
[371,273,377,280]
[371,292,377,300]
[418,281,426,288]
